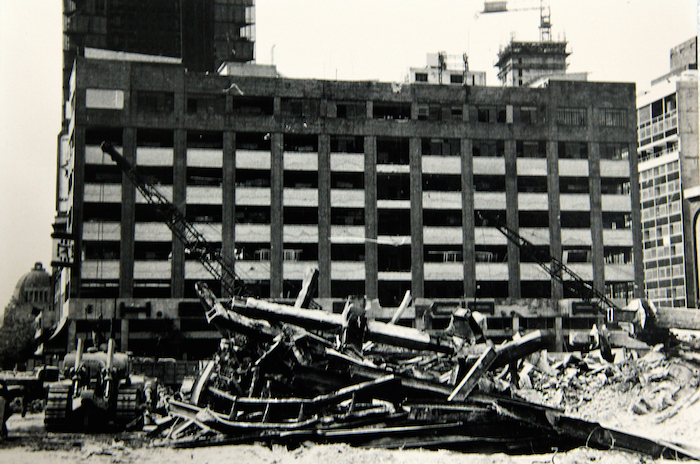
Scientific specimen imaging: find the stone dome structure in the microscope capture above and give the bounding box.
[12,262,51,306]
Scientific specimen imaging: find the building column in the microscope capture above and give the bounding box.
[589,142,605,294]
[270,133,284,298]
[461,138,476,297]
[364,136,378,300]
[318,134,332,298]
[547,140,563,299]
[119,128,136,298]
[505,139,520,298]
[171,129,187,298]
[409,137,424,299]
[120,319,129,353]
[222,131,236,298]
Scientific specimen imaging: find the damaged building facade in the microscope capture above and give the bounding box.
[47,48,642,359]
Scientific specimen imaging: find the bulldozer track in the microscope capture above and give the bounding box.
[44,385,71,431]
[115,387,141,425]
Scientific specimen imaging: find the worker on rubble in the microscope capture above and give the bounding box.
[340,296,367,354]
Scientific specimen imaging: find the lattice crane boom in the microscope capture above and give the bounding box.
[100,141,242,296]
[483,214,618,322]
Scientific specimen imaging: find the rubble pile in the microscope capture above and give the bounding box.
[512,345,700,424]
[140,286,700,460]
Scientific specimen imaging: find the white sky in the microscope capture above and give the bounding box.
[0,0,698,309]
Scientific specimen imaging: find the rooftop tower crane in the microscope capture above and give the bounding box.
[480,0,552,42]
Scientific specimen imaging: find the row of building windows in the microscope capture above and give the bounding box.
[127,90,628,128]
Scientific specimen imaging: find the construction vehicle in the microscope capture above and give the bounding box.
[44,338,148,431]
[482,214,664,349]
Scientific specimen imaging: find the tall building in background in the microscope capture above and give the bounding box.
[495,40,570,87]
[61,0,255,108]
[48,47,642,359]
[637,36,699,309]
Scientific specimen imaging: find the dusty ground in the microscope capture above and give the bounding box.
[0,409,697,464]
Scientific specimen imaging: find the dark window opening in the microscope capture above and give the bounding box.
[331,244,365,261]
[84,202,121,221]
[84,164,122,184]
[284,206,318,225]
[563,247,591,263]
[138,166,173,185]
[425,281,463,299]
[477,106,506,123]
[600,143,629,160]
[137,91,174,113]
[187,131,223,149]
[601,178,630,194]
[331,135,364,153]
[421,138,460,156]
[282,243,318,261]
[423,174,461,191]
[378,281,412,307]
[414,73,428,82]
[186,93,225,115]
[560,211,591,228]
[516,140,546,158]
[377,173,410,200]
[84,241,120,260]
[284,170,318,188]
[331,172,364,189]
[137,129,174,148]
[518,176,548,193]
[520,245,551,263]
[559,177,589,194]
[604,247,632,264]
[423,209,462,227]
[373,102,411,120]
[472,139,504,157]
[335,101,365,119]
[235,206,270,224]
[558,141,588,159]
[332,281,365,299]
[475,281,509,298]
[474,175,505,191]
[424,245,462,263]
[186,204,222,223]
[519,211,549,228]
[518,106,538,125]
[284,134,318,152]
[230,96,274,116]
[281,98,320,118]
[85,127,123,146]
[236,169,270,187]
[331,207,364,226]
[134,241,172,260]
[521,281,551,298]
[474,210,506,227]
[235,243,271,261]
[557,107,587,126]
[377,137,409,164]
[378,209,410,235]
[237,132,271,151]
[378,245,411,272]
[187,167,222,186]
[603,212,631,229]
[475,245,507,262]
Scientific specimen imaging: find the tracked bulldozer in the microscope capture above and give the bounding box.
[44,338,148,432]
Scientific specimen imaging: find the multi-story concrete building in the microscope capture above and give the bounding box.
[638,37,699,309]
[47,47,642,359]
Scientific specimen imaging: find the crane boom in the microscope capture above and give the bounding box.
[484,215,617,322]
[100,141,243,296]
